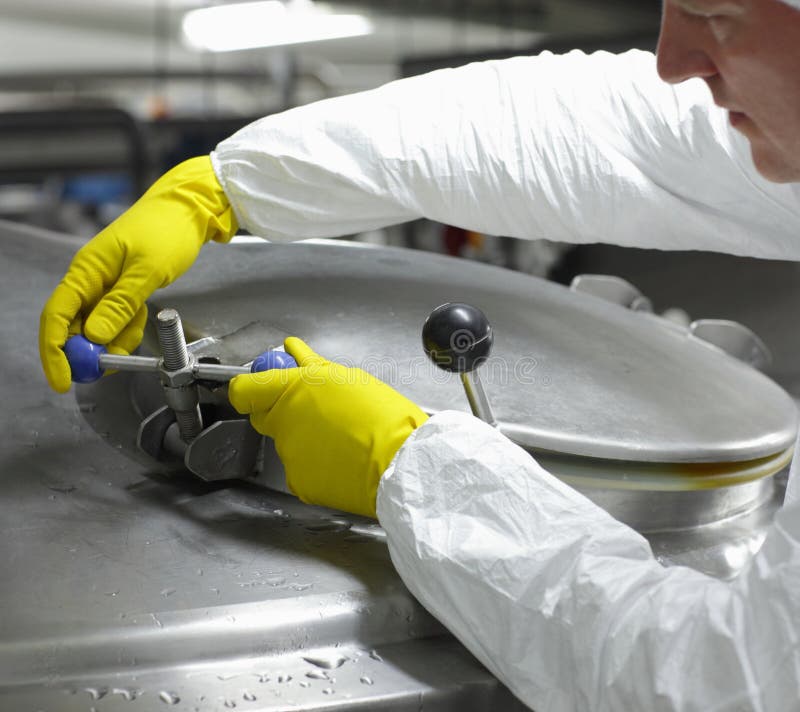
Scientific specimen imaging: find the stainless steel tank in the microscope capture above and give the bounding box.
[143,239,797,553]
[1,223,795,711]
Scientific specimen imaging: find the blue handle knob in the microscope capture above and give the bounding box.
[250,350,298,372]
[64,335,107,383]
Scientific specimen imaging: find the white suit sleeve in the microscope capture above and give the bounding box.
[212,49,800,259]
[377,411,800,712]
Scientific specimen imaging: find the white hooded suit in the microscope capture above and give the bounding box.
[212,49,800,711]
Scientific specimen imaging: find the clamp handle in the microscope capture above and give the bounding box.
[63,334,297,383]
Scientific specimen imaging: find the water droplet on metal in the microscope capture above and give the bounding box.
[242,691,256,701]
[369,650,383,662]
[304,520,351,534]
[299,681,310,688]
[254,674,270,684]
[360,676,374,686]
[305,670,329,680]
[303,654,347,670]
[322,687,334,695]
[265,576,286,587]
[217,674,238,681]
[104,590,119,597]
[291,583,313,592]
[223,699,236,708]
[159,690,180,705]
[112,687,138,701]
[160,587,176,597]
[85,687,107,700]
[276,673,291,683]
[212,446,238,469]
[49,484,77,494]
[196,569,204,576]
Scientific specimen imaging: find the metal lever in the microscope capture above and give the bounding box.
[421,302,497,426]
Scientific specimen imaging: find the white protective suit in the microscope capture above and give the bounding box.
[212,50,800,711]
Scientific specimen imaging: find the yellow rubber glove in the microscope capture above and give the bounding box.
[229,338,429,519]
[40,156,238,392]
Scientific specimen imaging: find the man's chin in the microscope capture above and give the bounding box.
[750,145,800,184]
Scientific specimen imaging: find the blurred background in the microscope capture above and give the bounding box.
[8,1,800,398]
[0,0,660,245]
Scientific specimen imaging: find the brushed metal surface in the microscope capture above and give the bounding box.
[0,221,793,711]
[0,221,525,711]
[149,238,798,463]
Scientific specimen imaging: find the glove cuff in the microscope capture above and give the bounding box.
[151,155,239,245]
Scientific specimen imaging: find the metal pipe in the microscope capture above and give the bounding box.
[193,363,251,381]
[98,354,160,372]
[460,370,497,427]
[96,355,249,382]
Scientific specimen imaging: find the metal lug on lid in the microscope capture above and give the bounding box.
[137,405,179,460]
[184,420,264,481]
[690,319,772,371]
[570,274,653,312]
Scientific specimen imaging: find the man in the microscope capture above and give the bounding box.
[40,0,800,709]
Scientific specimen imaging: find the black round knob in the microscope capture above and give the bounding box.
[422,302,493,373]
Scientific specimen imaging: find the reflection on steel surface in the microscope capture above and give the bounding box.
[1,222,526,711]
[137,240,796,535]
[1,222,794,710]
[150,240,797,464]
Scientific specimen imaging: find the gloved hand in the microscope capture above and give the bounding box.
[40,155,238,392]
[229,337,429,518]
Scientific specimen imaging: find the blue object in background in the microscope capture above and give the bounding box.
[62,173,133,206]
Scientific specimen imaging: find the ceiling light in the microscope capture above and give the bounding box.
[182,0,373,52]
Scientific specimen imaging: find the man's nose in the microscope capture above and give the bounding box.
[656,4,718,84]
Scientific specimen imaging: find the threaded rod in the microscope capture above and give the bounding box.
[156,308,203,442]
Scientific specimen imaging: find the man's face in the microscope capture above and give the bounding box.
[657,0,800,183]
